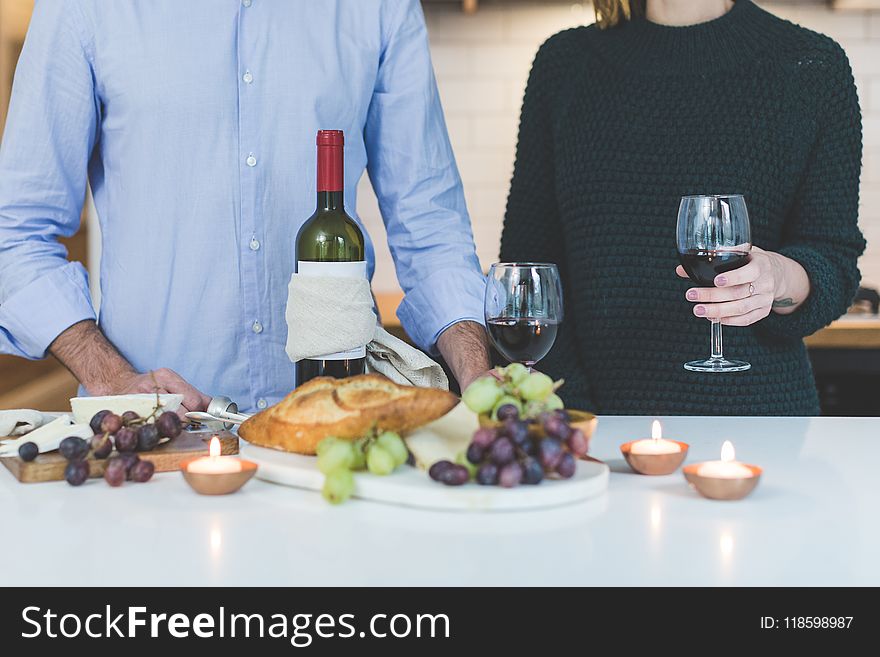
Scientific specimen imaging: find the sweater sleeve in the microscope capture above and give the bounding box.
[756,45,865,340]
[499,33,594,412]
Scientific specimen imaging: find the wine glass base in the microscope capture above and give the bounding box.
[684,358,751,373]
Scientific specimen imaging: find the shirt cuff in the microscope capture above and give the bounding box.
[396,267,487,353]
[755,245,848,341]
[0,262,96,359]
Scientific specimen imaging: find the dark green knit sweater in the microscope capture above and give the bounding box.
[500,0,865,416]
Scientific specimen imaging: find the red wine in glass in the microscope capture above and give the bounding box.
[675,194,752,373]
[487,317,559,367]
[678,249,751,287]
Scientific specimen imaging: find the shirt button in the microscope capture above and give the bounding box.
[246,154,257,167]
[243,70,253,84]
[242,0,252,7]
[256,398,268,410]
[252,320,263,334]
[249,238,261,251]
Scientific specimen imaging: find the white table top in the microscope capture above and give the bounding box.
[3,415,878,586]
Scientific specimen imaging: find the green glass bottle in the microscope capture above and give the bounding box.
[295,130,367,386]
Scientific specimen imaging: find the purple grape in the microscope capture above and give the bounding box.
[117,452,140,478]
[553,409,571,423]
[437,465,469,486]
[538,437,564,470]
[567,429,589,457]
[121,411,141,426]
[498,462,523,488]
[90,433,113,459]
[519,437,538,457]
[495,403,519,421]
[18,441,38,462]
[542,414,572,441]
[556,452,577,479]
[114,427,138,453]
[504,419,529,446]
[130,459,155,483]
[89,410,111,434]
[489,436,516,465]
[476,463,499,486]
[428,460,456,482]
[471,427,496,449]
[466,442,484,464]
[104,457,127,487]
[155,411,182,439]
[136,424,160,452]
[521,457,544,485]
[100,413,123,435]
[64,460,90,486]
[59,436,89,461]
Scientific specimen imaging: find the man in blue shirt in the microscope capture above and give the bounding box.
[0,0,491,413]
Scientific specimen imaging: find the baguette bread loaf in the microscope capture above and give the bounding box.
[238,374,459,455]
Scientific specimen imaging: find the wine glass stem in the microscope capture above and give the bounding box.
[710,320,724,360]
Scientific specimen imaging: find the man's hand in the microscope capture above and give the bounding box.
[436,320,492,392]
[49,320,210,417]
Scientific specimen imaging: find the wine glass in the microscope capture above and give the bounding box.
[676,194,752,373]
[484,263,563,370]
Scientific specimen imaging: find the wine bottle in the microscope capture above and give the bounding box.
[295,130,367,386]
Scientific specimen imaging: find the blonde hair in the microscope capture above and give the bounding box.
[593,0,646,29]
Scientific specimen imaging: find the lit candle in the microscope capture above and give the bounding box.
[629,420,682,455]
[696,441,754,479]
[186,436,242,474]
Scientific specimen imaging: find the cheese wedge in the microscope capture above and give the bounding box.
[70,394,184,424]
[404,402,476,470]
[0,415,93,456]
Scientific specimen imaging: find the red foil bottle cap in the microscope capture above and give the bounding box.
[316,130,344,192]
[316,130,344,147]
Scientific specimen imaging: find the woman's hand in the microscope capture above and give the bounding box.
[677,246,810,326]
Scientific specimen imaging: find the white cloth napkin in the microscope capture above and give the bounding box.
[285,273,449,390]
[0,409,50,438]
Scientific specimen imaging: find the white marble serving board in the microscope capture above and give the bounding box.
[240,409,608,511]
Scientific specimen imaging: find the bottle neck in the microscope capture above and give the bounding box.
[316,191,344,212]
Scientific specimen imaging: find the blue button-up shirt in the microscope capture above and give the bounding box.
[0,0,485,411]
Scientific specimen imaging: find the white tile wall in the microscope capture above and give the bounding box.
[359,0,880,297]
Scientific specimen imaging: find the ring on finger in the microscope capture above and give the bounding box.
[748,283,755,297]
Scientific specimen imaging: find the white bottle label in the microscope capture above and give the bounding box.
[296,260,368,360]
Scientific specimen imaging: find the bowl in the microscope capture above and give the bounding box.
[682,463,762,500]
[179,458,257,495]
[620,440,689,475]
[478,409,598,442]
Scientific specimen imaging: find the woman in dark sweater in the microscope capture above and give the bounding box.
[500,0,864,415]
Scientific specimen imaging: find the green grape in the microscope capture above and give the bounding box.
[518,372,554,402]
[505,363,530,386]
[350,437,369,471]
[544,393,564,411]
[491,395,523,420]
[322,468,355,505]
[454,450,477,479]
[316,436,340,457]
[376,431,409,467]
[366,444,396,476]
[462,376,503,414]
[317,440,355,474]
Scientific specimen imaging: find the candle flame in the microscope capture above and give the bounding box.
[651,420,662,441]
[721,440,735,463]
[209,436,221,458]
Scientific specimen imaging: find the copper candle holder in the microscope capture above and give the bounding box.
[683,463,762,500]
[620,440,689,475]
[180,458,258,495]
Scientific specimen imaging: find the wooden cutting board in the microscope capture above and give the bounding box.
[1,429,238,483]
